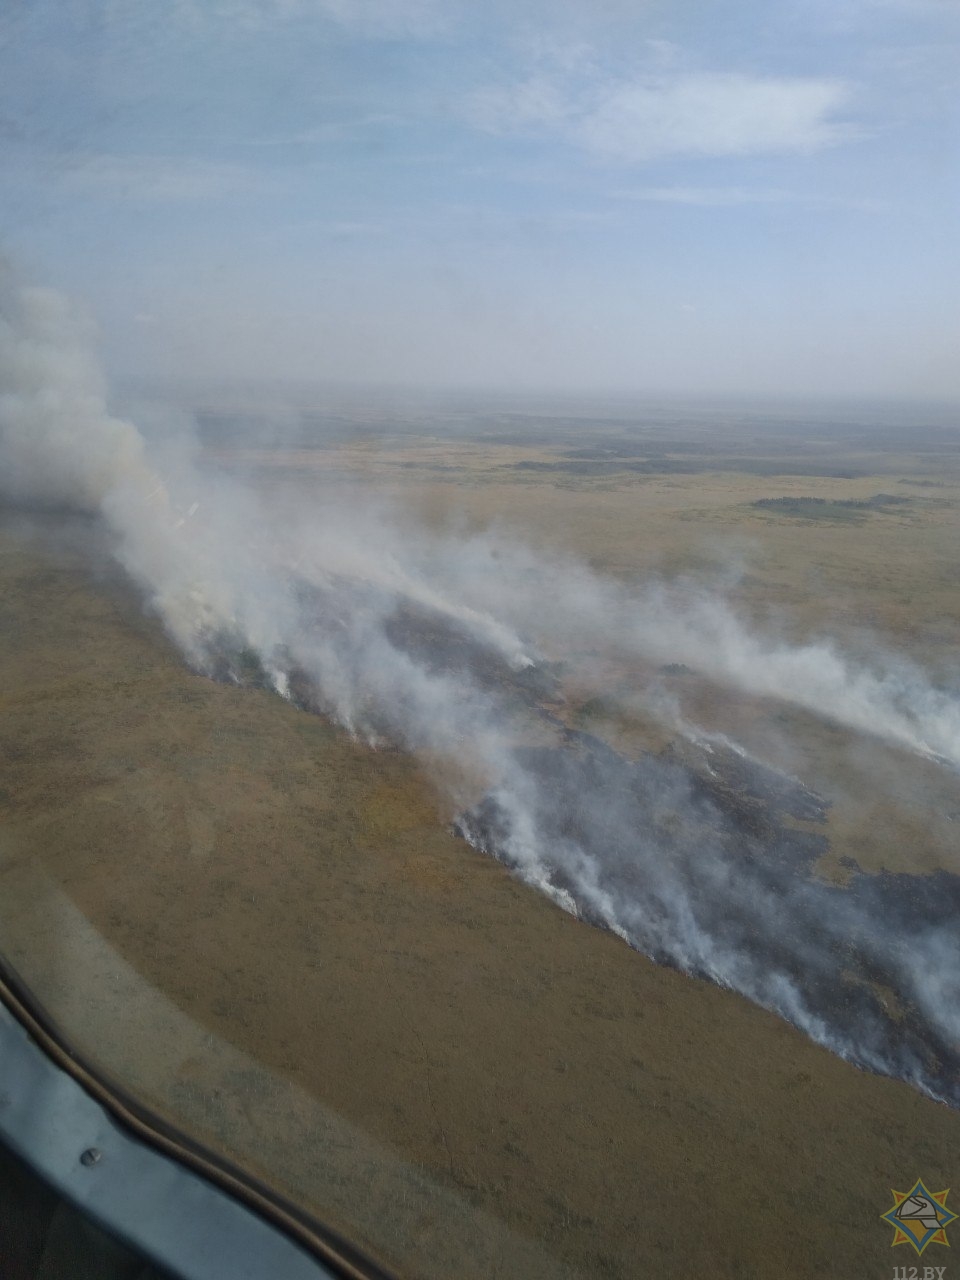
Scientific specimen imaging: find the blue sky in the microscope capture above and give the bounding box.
[1,0,958,398]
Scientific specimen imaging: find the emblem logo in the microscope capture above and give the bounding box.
[881,1179,957,1256]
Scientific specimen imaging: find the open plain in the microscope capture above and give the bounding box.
[1,396,959,1279]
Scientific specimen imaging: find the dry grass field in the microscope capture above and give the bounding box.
[223,404,960,879]
[1,400,959,1279]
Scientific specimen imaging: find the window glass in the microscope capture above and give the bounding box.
[1,4,959,1277]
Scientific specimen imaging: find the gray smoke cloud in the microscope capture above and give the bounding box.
[2,268,958,1105]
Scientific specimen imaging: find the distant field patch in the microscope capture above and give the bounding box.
[508,455,864,478]
[752,494,911,522]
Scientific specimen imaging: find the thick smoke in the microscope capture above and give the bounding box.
[392,528,960,768]
[2,270,958,1104]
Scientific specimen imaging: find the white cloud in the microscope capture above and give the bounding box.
[626,185,793,206]
[582,74,857,160]
[171,0,450,37]
[230,113,403,148]
[64,155,258,202]
[467,75,572,134]
[469,70,860,163]
[615,185,883,210]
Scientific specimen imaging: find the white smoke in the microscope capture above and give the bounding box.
[2,267,959,1104]
[3,271,958,769]
[0,281,150,511]
[394,528,960,768]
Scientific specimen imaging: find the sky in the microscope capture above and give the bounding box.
[1,0,958,399]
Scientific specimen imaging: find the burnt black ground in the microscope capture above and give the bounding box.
[455,729,960,1108]
[213,566,960,1110]
[203,565,960,1111]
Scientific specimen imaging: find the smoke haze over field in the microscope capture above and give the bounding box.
[1,269,959,1104]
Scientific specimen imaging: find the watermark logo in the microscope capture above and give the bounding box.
[881,1179,956,1256]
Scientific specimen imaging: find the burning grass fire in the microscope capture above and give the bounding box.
[2,268,959,1113]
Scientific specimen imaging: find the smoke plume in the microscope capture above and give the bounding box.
[2,268,958,1105]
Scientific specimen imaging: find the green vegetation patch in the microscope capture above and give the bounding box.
[752,494,911,522]
[510,456,866,479]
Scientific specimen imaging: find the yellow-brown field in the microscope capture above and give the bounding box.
[1,402,958,1279]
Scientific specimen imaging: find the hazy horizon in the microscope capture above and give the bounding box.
[116,373,960,427]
